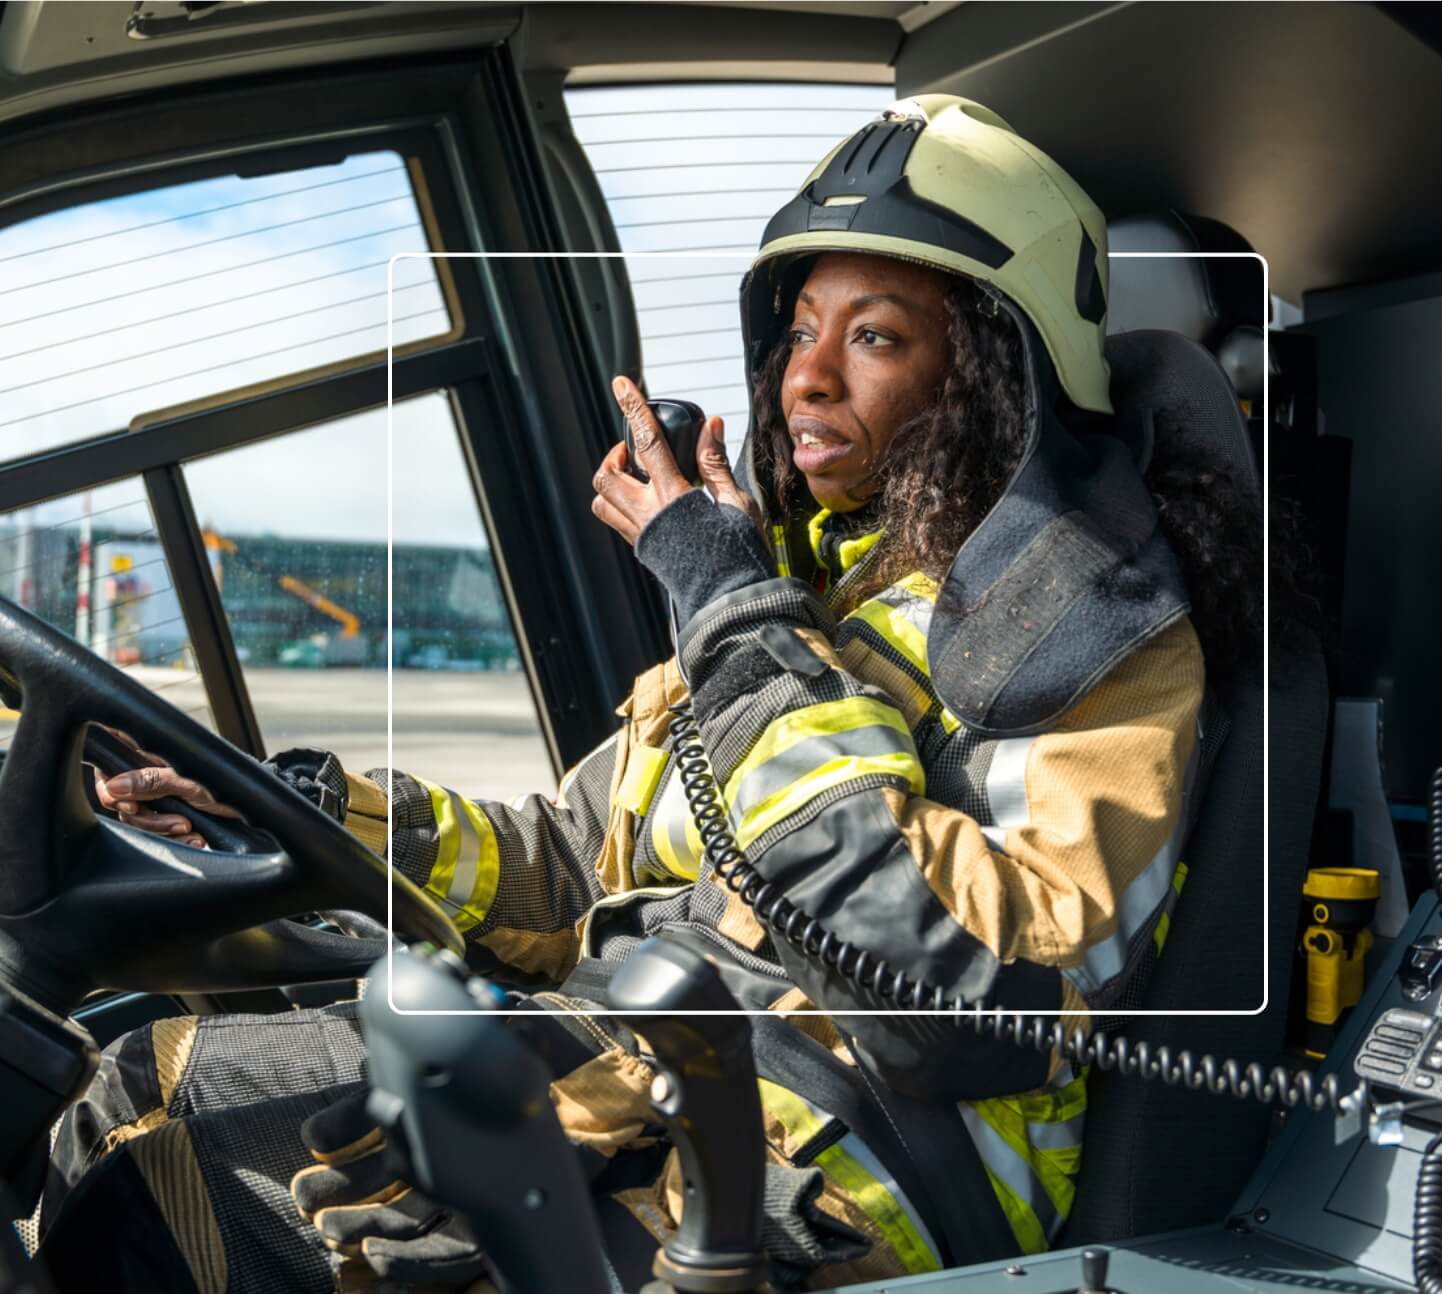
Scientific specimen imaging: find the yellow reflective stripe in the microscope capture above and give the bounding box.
[815,1141,940,1275]
[894,571,939,600]
[838,636,933,729]
[807,509,882,576]
[970,1097,1077,1225]
[1015,1073,1087,1126]
[980,1164,1049,1256]
[736,751,924,849]
[757,1077,829,1141]
[418,777,461,909]
[939,707,962,734]
[836,528,882,572]
[451,796,500,932]
[1155,861,1190,954]
[725,697,915,806]
[615,744,668,816]
[757,1081,938,1276]
[771,524,792,578]
[848,597,930,676]
[415,778,500,932]
[806,509,831,566]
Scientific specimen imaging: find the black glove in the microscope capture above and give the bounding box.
[291,1087,492,1292]
[265,747,349,821]
[761,1161,871,1289]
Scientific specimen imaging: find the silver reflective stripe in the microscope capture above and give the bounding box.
[835,1131,942,1268]
[985,736,1034,836]
[1063,835,1179,995]
[652,768,700,877]
[874,583,936,635]
[1063,727,1202,996]
[1026,1112,1085,1152]
[958,1103,1062,1242]
[445,789,483,909]
[729,723,917,822]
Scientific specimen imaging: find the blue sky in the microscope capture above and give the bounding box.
[0,84,895,545]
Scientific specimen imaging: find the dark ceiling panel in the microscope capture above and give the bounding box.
[522,2,901,73]
[898,1,1442,301]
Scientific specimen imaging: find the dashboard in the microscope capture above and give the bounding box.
[842,894,1441,1293]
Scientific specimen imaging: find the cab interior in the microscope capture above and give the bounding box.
[0,2,1440,1291]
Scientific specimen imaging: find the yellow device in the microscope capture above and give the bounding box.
[1302,867,1381,1058]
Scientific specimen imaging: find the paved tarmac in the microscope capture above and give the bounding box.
[5,666,559,805]
[246,666,559,802]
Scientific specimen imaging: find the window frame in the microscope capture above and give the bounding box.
[0,46,670,773]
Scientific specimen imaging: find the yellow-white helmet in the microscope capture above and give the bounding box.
[744,94,1112,414]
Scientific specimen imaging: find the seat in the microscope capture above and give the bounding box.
[1059,223,1330,1243]
[1106,210,1266,360]
[1108,210,1269,460]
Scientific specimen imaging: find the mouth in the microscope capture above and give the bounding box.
[789,417,853,474]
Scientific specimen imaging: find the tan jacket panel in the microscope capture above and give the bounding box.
[886,620,1203,968]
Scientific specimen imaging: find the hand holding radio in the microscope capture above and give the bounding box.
[592,375,760,546]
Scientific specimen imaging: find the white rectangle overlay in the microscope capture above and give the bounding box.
[387,249,1270,1017]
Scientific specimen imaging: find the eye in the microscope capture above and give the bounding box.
[857,327,892,347]
[788,327,814,345]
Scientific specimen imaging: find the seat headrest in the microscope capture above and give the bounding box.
[1106,328,1259,498]
[1106,212,1264,349]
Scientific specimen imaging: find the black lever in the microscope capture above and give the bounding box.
[360,951,610,1294]
[1079,1246,1110,1293]
[609,936,771,1294]
[0,981,98,1218]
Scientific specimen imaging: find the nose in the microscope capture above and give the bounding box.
[785,330,844,406]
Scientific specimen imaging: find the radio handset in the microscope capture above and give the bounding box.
[628,397,707,663]
[626,398,705,485]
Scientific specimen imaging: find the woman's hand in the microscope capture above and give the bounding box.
[592,375,761,545]
[91,725,242,848]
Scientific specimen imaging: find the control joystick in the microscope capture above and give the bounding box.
[359,951,610,1294]
[609,936,772,1294]
[1079,1246,1110,1293]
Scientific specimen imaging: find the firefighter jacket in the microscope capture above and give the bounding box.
[333,500,1205,1283]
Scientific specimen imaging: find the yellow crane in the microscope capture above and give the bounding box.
[201,529,360,638]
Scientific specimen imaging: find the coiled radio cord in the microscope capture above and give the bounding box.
[1416,1131,1442,1294]
[670,701,1352,1115]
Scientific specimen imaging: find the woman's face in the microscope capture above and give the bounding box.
[782,252,952,512]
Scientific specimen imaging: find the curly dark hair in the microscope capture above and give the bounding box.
[752,275,1268,678]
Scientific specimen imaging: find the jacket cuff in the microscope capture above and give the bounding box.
[635,488,775,626]
[264,747,348,821]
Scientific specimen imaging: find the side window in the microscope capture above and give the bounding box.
[0,486,212,743]
[183,395,554,801]
[564,81,894,455]
[0,151,454,464]
[0,150,554,799]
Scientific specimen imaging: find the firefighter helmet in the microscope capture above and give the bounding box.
[744,94,1113,414]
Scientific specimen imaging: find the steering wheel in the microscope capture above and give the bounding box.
[0,595,463,1018]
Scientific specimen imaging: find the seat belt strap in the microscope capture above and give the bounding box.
[748,1016,1018,1269]
[559,954,1018,1268]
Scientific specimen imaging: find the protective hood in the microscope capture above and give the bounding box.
[733,98,1189,738]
